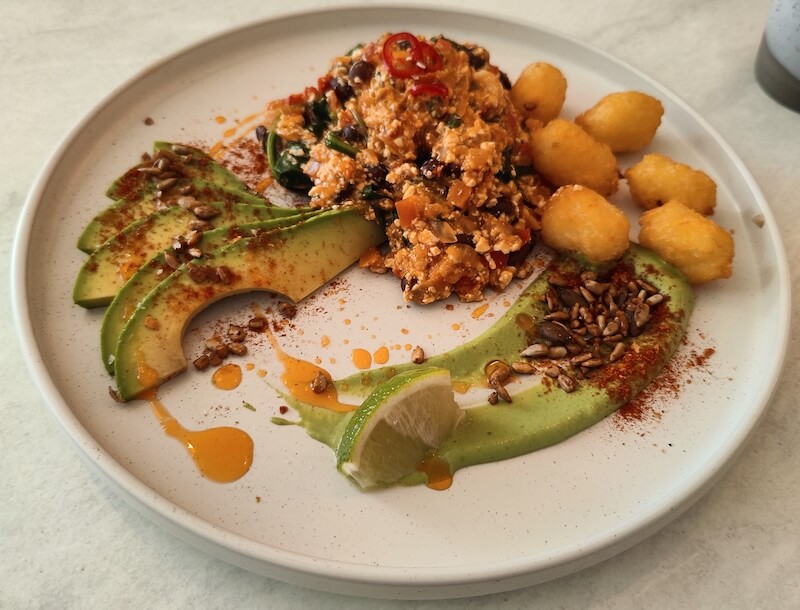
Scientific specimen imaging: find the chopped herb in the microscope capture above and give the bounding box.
[304,97,331,138]
[325,132,359,158]
[243,401,256,412]
[446,114,462,128]
[361,184,390,201]
[270,417,296,426]
[345,43,364,56]
[265,124,313,192]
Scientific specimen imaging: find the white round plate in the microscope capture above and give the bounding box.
[12,5,790,600]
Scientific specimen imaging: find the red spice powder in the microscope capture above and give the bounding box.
[613,337,716,429]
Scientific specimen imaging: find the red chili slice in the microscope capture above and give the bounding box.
[416,40,443,72]
[409,82,449,98]
[382,32,423,79]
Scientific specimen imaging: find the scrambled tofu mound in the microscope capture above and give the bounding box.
[264,32,550,304]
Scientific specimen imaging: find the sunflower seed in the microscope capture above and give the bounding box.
[511,361,536,374]
[216,266,232,284]
[609,342,626,362]
[521,343,549,358]
[557,374,576,393]
[193,205,220,220]
[228,342,248,356]
[156,177,178,191]
[310,372,329,394]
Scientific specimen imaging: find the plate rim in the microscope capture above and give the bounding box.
[11,3,793,598]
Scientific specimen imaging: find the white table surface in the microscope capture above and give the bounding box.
[3,0,799,607]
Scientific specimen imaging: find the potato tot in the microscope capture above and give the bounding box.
[529,119,619,196]
[625,153,716,214]
[638,200,733,284]
[541,185,630,262]
[510,62,567,123]
[575,91,664,152]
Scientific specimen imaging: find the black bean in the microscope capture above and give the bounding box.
[348,60,375,84]
[420,157,444,179]
[456,234,475,247]
[488,197,516,218]
[442,163,462,178]
[466,47,488,69]
[400,276,418,292]
[364,163,388,183]
[331,78,354,102]
[340,124,365,144]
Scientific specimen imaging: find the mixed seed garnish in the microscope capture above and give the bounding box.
[192,307,295,372]
[484,265,667,400]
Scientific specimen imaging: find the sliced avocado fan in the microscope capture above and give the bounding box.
[113,208,386,401]
[99,210,319,374]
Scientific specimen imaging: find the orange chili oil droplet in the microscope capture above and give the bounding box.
[417,453,453,491]
[373,346,390,365]
[212,363,242,390]
[471,303,489,319]
[352,348,372,370]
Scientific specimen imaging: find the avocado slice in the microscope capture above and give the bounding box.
[78,141,272,253]
[105,142,247,201]
[78,180,275,254]
[73,201,309,308]
[113,208,386,401]
[99,210,320,374]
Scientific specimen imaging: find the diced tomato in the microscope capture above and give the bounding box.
[317,75,332,94]
[285,86,320,106]
[489,251,509,269]
[516,227,532,244]
[286,93,305,105]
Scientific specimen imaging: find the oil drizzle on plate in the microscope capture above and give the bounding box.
[266,329,357,413]
[136,353,253,483]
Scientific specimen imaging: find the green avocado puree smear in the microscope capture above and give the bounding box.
[270,244,694,488]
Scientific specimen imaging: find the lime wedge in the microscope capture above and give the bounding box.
[336,367,464,488]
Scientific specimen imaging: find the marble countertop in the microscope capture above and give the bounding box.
[3,0,798,607]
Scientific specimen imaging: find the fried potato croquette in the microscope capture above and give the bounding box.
[541,185,630,262]
[638,200,733,284]
[529,119,619,196]
[625,153,716,214]
[575,91,664,153]
[510,62,567,123]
